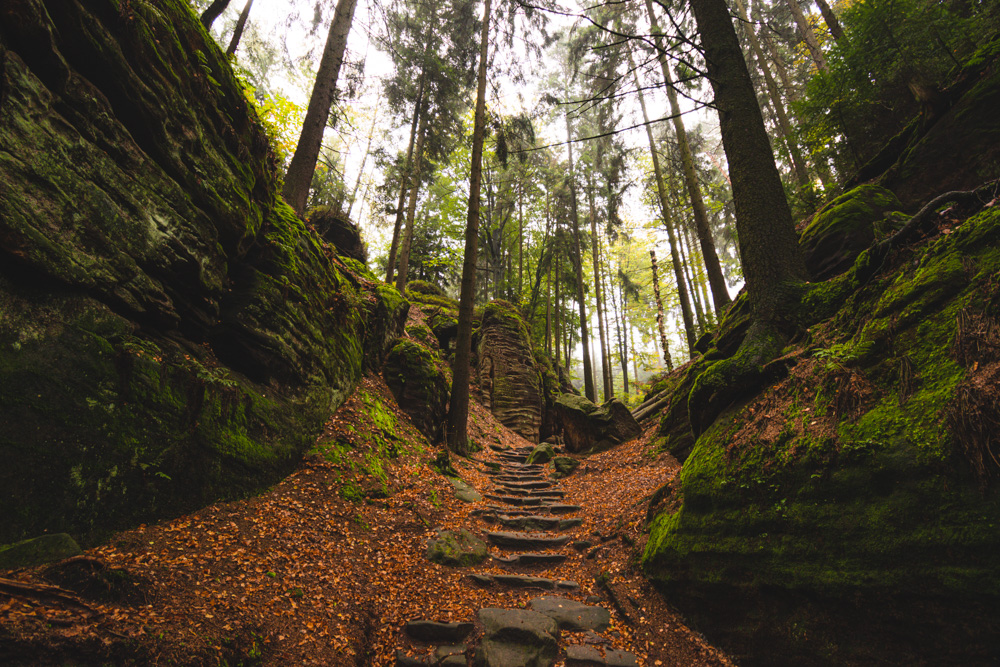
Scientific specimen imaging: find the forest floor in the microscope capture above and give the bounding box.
[0,372,732,666]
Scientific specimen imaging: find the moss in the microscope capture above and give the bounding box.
[384,339,451,443]
[405,280,446,298]
[408,291,459,311]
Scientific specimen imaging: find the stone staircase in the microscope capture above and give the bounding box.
[395,445,640,666]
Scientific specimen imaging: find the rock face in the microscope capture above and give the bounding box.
[384,339,451,443]
[307,206,367,263]
[0,0,406,545]
[644,204,1000,663]
[555,395,641,454]
[799,185,904,281]
[476,301,544,442]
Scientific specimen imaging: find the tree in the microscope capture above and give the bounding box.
[282,0,359,215]
[226,0,254,56]
[446,0,494,455]
[200,0,230,30]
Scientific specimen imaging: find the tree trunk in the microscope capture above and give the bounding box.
[446,0,493,455]
[645,0,731,313]
[394,114,429,293]
[554,250,562,368]
[783,0,829,73]
[201,0,230,30]
[518,181,524,296]
[545,254,552,357]
[587,178,611,400]
[690,0,807,325]
[282,0,359,215]
[629,47,697,353]
[565,113,596,402]
[814,0,844,40]
[733,0,812,191]
[599,237,615,397]
[385,69,427,283]
[225,0,253,56]
[650,250,674,370]
[347,102,380,220]
[616,277,629,394]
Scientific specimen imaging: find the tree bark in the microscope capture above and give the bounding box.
[446,0,492,455]
[394,113,429,293]
[385,69,427,283]
[565,113,596,402]
[200,0,230,30]
[650,250,674,370]
[690,0,807,325]
[225,0,253,56]
[783,0,829,73]
[629,47,697,353]
[282,0,359,215]
[645,0,730,313]
[814,0,844,40]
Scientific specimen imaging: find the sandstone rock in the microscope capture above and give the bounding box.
[528,596,610,632]
[307,206,367,262]
[475,608,559,667]
[0,534,82,569]
[476,301,544,442]
[384,340,451,443]
[554,395,641,454]
[426,529,488,567]
[525,443,555,465]
[551,457,579,478]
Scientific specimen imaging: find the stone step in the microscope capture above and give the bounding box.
[564,646,639,666]
[493,487,565,498]
[477,608,559,667]
[493,474,547,483]
[499,463,544,472]
[395,646,467,666]
[495,515,583,532]
[497,453,528,463]
[493,552,568,566]
[538,504,583,515]
[485,494,550,507]
[467,573,579,591]
[404,620,474,644]
[529,596,610,632]
[486,531,571,550]
[496,479,554,490]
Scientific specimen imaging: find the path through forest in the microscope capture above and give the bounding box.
[0,375,732,666]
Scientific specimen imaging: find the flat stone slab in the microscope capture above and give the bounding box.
[486,531,571,550]
[496,479,554,490]
[449,477,483,503]
[476,608,559,667]
[494,474,547,483]
[493,552,568,567]
[494,574,556,589]
[485,494,548,507]
[529,597,611,632]
[426,529,488,567]
[404,620,474,643]
[536,504,582,515]
[565,645,604,666]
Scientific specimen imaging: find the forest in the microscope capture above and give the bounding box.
[1,0,999,663]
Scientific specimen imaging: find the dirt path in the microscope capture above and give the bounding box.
[0,375,732,666]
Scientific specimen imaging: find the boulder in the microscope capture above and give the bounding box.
[475,302,544,442]
[551,457,579,479]
[307,206,367,263]
[475,608,559,667]
[426,529,488,567]
[525,443,555,465]
[528,596,610,632]
[554,394,641,454]
[799,185,904,282]
[384,340,451,443]
[0,533,82,569]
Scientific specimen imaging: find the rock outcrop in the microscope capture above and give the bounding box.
[0,0,406,545]
[475,301,544,442]
[554,394,641,454]
[384,339,451,443]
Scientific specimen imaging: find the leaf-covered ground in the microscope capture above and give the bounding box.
[0,371,732,666]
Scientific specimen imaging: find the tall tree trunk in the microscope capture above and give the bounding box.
[598,238,614,398]
[629,47,697,353]
[347,102,380,220]
[446,0,493,455]
[587,179,611,400]
[518,181,524,297]
[545,254,552,357]
[554,250,562,369]
[650,250,674,370]
[629,321,639,393]
[385,69,427,283]
[645,0,731,313]
[783,0,829,73]
[733,0,812,191]
[615,278,629,394]
[282,0,359,215]
[690,0,807,325]
[394,114,429,293]
[679,233,706,334]
[814,0,844,40]
[565,114,596,402]
[225,0,253,56]
[201,0,230,30]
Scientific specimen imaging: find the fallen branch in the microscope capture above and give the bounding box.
[0,577,100,618]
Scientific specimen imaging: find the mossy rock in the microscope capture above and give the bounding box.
[307,206,367,263]
[525,443,555,465]
[551,457,579,479]
[643,206,1000,664]
[384,339,451,443]
[406,322,438,350]
[410,291,460,312]
[0,533,82,570]
[426,528,488,567]
[799,185,905,282]
[405,280,446,298]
